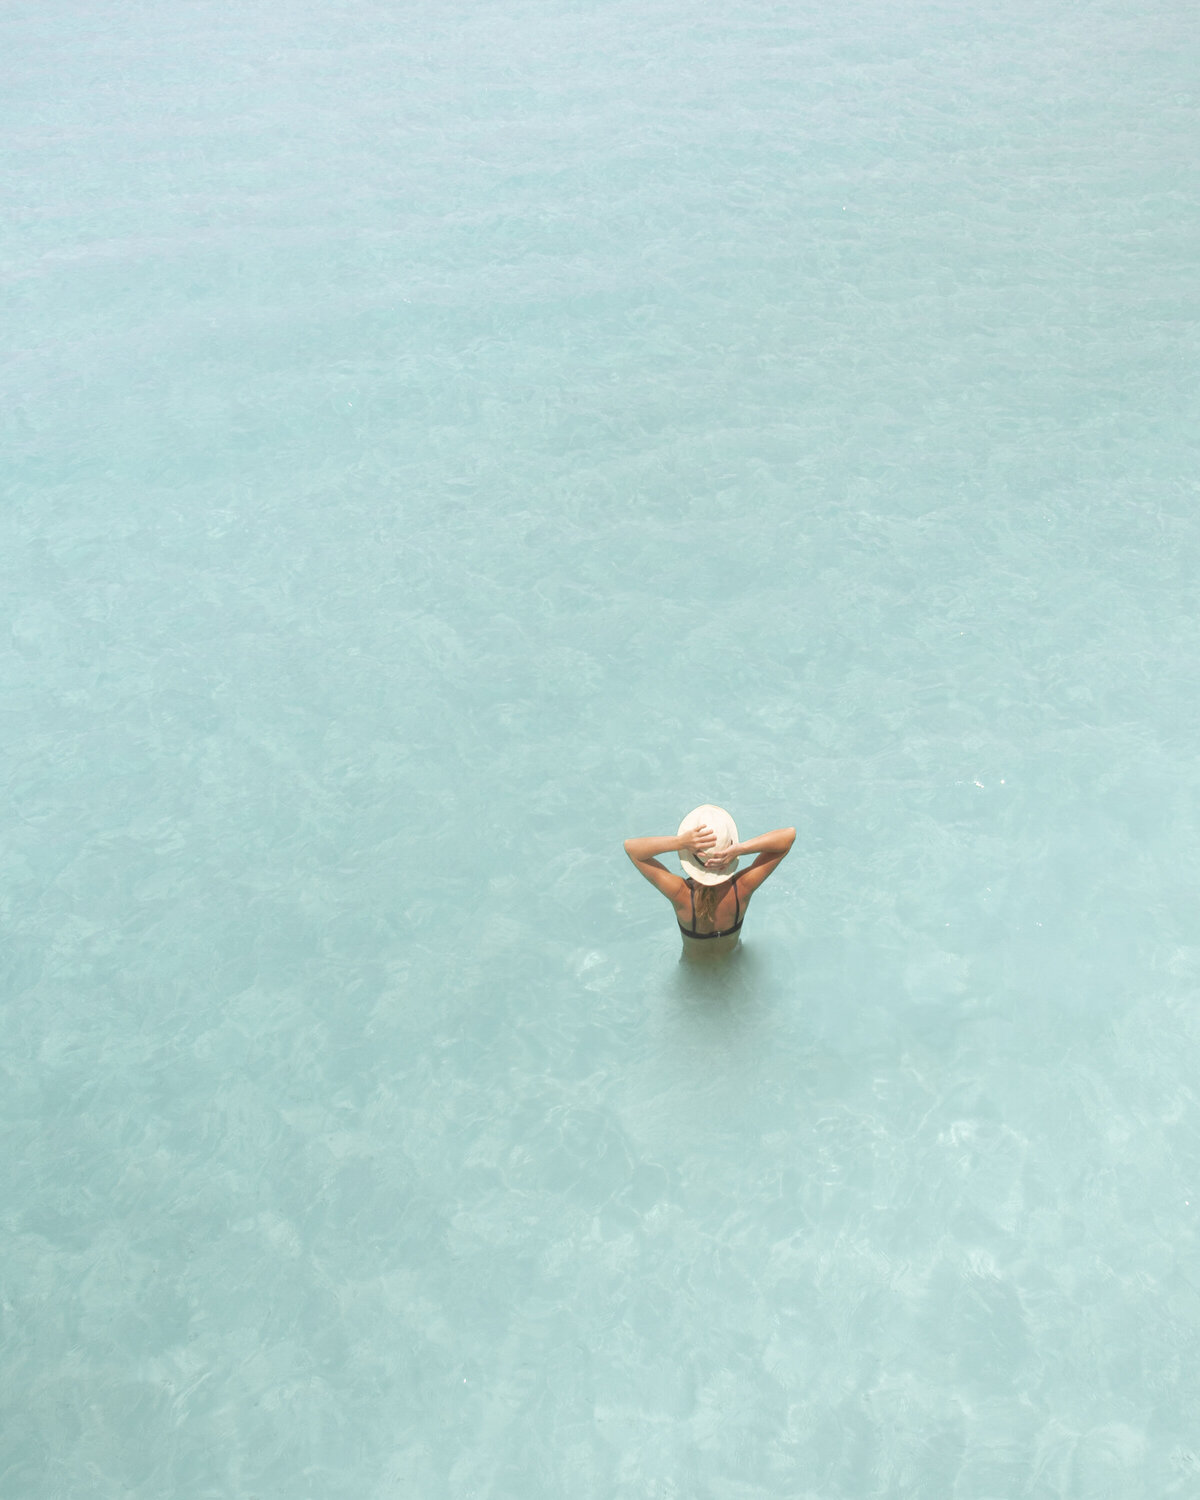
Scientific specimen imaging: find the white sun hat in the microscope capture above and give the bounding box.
[677,804,739,886]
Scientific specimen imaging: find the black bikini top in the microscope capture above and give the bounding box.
[679,875,743,940]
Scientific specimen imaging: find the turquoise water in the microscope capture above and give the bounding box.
[4,0,1200,1493]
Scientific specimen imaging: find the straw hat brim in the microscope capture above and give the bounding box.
[677,804,739,886]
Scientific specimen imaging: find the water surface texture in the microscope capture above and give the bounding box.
[4,0,1200,1494]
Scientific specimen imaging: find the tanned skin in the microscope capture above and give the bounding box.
[624,822,795,943]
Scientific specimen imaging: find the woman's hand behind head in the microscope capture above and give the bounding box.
[681,823,717,857]
[702,843,740,873]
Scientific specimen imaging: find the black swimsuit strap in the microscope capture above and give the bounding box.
[679,875,743,940]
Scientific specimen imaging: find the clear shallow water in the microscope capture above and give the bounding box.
[3,0,1200,1494]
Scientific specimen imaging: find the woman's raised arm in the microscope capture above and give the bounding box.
[623,827,716,863]
[707,827,795,893]
[623,824,718,899]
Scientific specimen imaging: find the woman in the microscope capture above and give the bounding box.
[624,805,795,958]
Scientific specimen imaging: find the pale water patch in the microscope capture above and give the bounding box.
[2,0,1199,1495]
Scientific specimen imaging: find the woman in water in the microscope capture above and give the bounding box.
[624,805,795,958]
